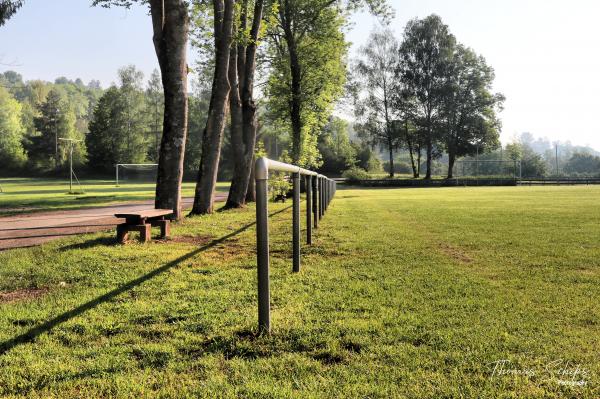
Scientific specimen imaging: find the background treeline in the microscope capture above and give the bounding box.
[3,10,598,185]
[0,67,378,179]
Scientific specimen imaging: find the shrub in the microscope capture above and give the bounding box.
[342,167,370,182]
[269,172,292,201]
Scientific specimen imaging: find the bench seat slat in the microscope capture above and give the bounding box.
[114,209,173,219]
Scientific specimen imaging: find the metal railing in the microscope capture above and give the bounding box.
[255,157,337,332]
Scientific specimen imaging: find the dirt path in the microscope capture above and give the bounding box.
[0,195,227,250]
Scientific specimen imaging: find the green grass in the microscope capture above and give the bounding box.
[0,178,229,214]
[0,186,598,397]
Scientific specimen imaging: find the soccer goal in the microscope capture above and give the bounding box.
[115,164,159,186]
[454,160,522,179]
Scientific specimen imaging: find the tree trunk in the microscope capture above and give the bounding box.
[190,0,234,215]
[150,0,189,220]
[280,5,302,164]
[225,0,263,208]
[245,156,256,202]
[224,44,246,208]
[416,143,421,177]
[425,138,432,179]
[388,144,394,178]
[447,150,455,179]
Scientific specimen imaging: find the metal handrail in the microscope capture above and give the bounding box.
[255,157,337,332]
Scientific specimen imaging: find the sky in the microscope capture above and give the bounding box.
[2,0,600,149]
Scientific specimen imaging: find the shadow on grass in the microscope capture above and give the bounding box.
[0,205,292,356]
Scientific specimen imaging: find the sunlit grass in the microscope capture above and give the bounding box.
[0,178,229,214]
[0,185,598,397]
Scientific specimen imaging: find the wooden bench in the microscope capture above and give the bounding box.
[114,209,173,243]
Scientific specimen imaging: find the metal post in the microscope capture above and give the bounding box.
[312,175,318,229]
[116,165,119,187]
[319,177,324,219]
[255,175,270,333]
[69,144,73,193]
[305,175,312,245]
[292,172,300,272]
[319,177,325,219]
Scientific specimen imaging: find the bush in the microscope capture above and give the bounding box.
[342,167,370,182]
[269,172,292,201]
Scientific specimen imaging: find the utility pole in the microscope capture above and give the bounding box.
[555,142,559,176]
[53,107,60,170]
[59,138,82,193]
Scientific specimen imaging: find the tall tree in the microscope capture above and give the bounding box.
[266,0,348,167]
[118,65,149,162]
[442,45,503,178]
[0,86,26,168]
[146,68,164,161]
[399,14,455,179]
[29,89,79,170]
[224,0,265,209]
[94,0,190,219]
[86,85,149,170]
[190,0,235,215]
[353,29,401,177]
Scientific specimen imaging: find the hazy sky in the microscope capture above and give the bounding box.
[2,0,600,148]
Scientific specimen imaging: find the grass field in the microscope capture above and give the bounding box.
[0,186,598,397]
[0,178,229,214]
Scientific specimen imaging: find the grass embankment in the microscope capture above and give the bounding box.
[0,178,229,215]
[0,186,598,397]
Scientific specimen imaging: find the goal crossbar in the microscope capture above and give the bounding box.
[115,163,158,186]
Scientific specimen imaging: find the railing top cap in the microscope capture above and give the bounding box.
[255,157,319,179]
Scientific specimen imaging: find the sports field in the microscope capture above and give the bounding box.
[0,178,230,215]
[0,186,598,397]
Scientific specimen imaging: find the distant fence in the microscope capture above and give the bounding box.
[340,177,600,187]
[345,178,518,187]
[255,157,337,332]
[517,178,600,185]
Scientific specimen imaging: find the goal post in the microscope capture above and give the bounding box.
[115,163,159,186]
[454,160,522,179]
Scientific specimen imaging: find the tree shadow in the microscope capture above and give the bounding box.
[0,205,292,356]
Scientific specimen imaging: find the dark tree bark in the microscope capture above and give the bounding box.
[387,142,394,178]
[447,149,456,179]
[191,0,234,215]
[416,144,422,176]
[425,137,432,179]
[225,0,263,208]
[150,0,189,220]
[280,1,303,164]
[245,156,256,202]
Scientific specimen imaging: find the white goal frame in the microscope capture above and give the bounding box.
[115,163,158,186]
[454,160,522,178]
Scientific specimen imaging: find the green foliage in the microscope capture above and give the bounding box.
[353,142,382,172]
[564,152,600,176]
[268,172,292,201]
[441,45,504,163]
[353,28,402,167]
[28,89,82,169]
[0,87,26,168]
[318,117,357,175]
[342,166,370,181]
[146,69,164,162]
[505,142,523,161]
[265,0,348,168]
[86,86,146,171]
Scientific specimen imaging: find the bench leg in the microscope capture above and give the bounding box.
[117,224,129,244]
[157,220,170,238]
[139,224,151,243]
